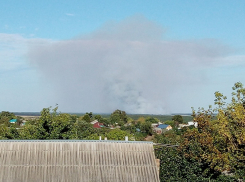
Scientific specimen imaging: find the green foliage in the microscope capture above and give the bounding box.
[86,112,93,119]
[164,120,178,128]
[19,107,74,139]
[75,121,96,139]
[94,115,102,121]
[82,114,91,123]
[106,129,133,141]
[172,115,184,123]
[110,109,128,125]
[145,117,158,123]
[0,111,15,120]
[139,122,153,135]
[178,82,245,181]
[0,125,9,139]
[19,124,40,139]
[0,116,10,126]
[154,130,182,145]
[154,82,245,181]
[155,147,236,181]
[134,132,147,141]
[121,124,137,133]
[155,147,210,181]
[15,116,24,127]
[0,125,19,139]
[0,111,16,126]
[99,118,110,127]
[69,115,78,123]
[85,133,101,140]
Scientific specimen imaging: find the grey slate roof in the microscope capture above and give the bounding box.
[0,140,160,182]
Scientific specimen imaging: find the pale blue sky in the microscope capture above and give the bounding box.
[1,0,245,113]
[2,0,245,47]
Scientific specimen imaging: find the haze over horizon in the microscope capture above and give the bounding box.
[1,1,245,114]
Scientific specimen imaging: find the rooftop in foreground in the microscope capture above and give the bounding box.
[0,140,160,182]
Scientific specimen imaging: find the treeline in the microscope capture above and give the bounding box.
[0,107,159,141]
[154,82,245,181]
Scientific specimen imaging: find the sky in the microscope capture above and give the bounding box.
[1,0,245,114]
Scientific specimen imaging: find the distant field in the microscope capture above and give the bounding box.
[127,114,193,122]
[14,112,41,116]
[79,113,193,123]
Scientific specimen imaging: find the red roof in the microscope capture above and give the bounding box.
[93,122,104,128]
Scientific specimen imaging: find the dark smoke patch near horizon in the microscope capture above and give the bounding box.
[28,16,231,114]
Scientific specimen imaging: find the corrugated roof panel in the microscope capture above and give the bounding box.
[0,141,160,182]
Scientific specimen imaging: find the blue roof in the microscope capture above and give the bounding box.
[157,124,169,129]
[9,119,17,123]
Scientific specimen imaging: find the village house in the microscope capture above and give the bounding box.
[9,119,17,123]
[90,120,104,128]
[154,124,172,134]
[178,121,198,129]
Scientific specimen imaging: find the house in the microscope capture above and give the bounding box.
[93,122,104,128]
[154,127,163,134]
[154,124,172,134]
[178,121,198,129]
[90,120,104,128]
[188,121,198,127]
[0,140,160,182]
[151,122,164,129]
[9,119,17,123]
[178,124,189,129]
[151,123,158,128]
[90,120,98,125]
[157,124,172,130]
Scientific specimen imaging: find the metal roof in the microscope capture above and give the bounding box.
[0,139,153,143]
[9,119,17,123]
[0,140,159,182]
[157,124,169,129]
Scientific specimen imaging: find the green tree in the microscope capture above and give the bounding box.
[0,111,15,120]
[172,115,183,124]
[110,109,128,125]
[106,129,133,140]
[145,117,158,123]
[139,122,153,135]
[155,147,212,181]
[82,114,91,123]
[94,115,102,122]
[0,111,16,126]
[16,116,24,127]
[178,82,245,180]
[0,125,20,139]
[19,124,40,139]
[20,106,74,140]
[86,112,93,119]
[70,120,95,139]
[154,129,182,145]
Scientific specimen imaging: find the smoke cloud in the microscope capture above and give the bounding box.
[28,16,234,114]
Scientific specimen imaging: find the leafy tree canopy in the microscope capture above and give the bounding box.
[172,115,183,123]
[110,109,128,125]
[178,82,245,180]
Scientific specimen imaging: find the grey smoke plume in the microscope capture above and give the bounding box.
[28,16,231,114]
